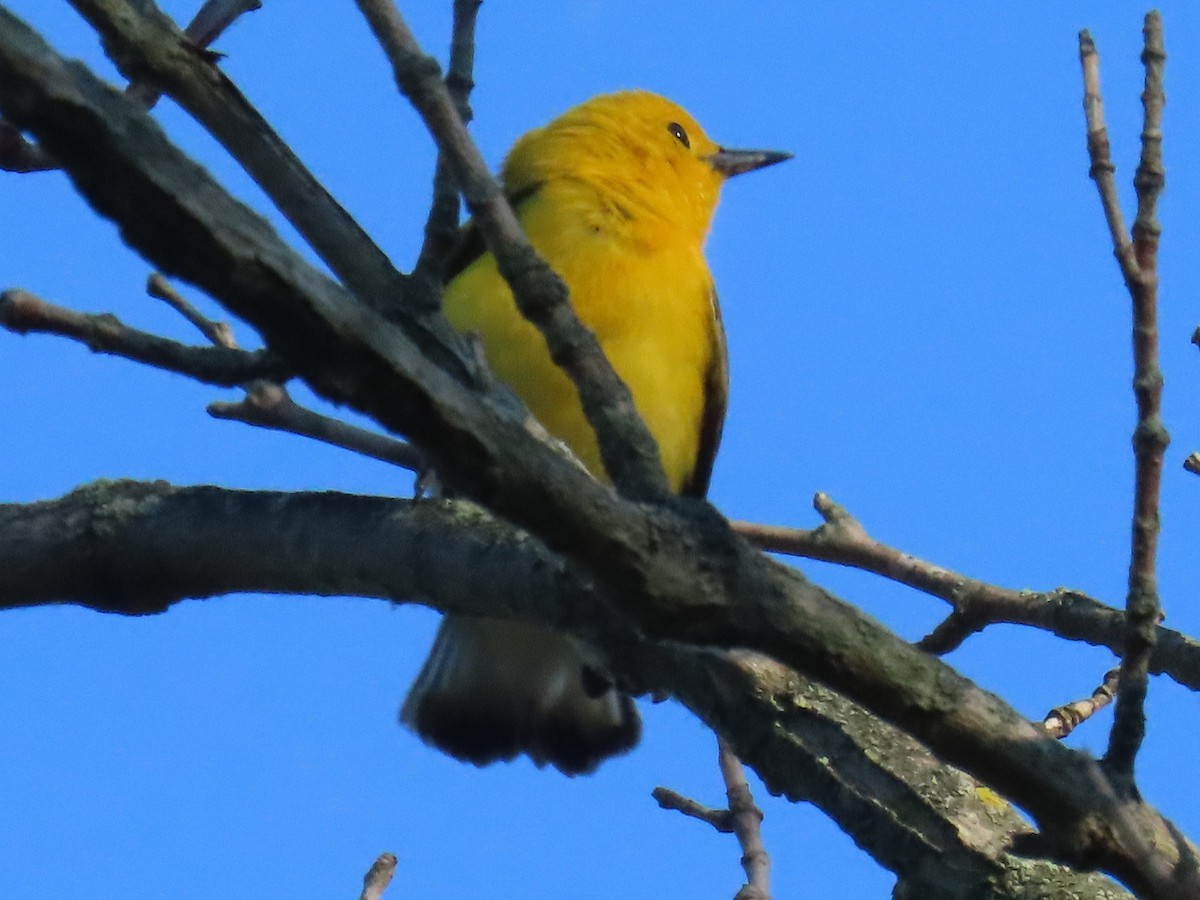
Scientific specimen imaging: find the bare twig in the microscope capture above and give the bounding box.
[1079,29,1133,267]
[718,738,771,900]
[412,0,482,295]
[146,274,425,473]
[0,288,289,386]
[209,382,424,472]
[358,852,398,900]
[655,737,771,899]
[353,0,671,501]
[736,496,1200,696]
[652,786,733,832]
[1079,13,1169,784]
[1044,667,1120,739]
[146,273,236,348]
[736,494,1060,654]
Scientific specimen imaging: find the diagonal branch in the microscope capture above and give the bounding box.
[1,0,259,172]
[654,736,771,899]
[208,381,424,472]
[0,113,55,171]
[68,0,466,355]
[1045,667,1120,740]
[353,0,671,501]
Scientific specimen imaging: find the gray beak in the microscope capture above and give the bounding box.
[708,147,793,177]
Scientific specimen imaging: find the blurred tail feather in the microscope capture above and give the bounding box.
[402,616,640,775]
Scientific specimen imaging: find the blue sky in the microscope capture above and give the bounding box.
[4,3,1200,897]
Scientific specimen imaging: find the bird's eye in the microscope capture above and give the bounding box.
[667,122,690,149]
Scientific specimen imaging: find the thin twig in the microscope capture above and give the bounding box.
[359,852,398,900]
[740,499,1200,696]
[146,273,236,348]
[412,0,482,295]
[1083,11,1168,783]
[1044,667,1120,739]
[652,787,733,832]
[653,737,770,899]
[0,289,289,386]
[353,0,671,501]
[209,382,425,472]
[735,494,1063,655]
[1078,29,1133,267]
[718,738,771,900]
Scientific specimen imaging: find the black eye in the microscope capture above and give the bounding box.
[667,121,690,149]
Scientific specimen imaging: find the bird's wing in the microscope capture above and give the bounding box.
[682,285,729,499]
[442,185,542,284]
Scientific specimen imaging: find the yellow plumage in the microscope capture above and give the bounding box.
[404,90,789,774]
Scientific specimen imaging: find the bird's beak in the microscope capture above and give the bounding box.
[708,147,793,177]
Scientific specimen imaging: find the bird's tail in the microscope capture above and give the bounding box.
[401,615,641,775]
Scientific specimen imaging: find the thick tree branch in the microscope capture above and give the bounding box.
[0,288,290,386]
[0,481,1131,899]
[68,0,466,353]
[0,13,1193,893]
[1,0,259,171]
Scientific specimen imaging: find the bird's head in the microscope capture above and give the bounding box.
[502,91,790,244]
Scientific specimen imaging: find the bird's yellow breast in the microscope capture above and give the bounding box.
[443,180,717,492]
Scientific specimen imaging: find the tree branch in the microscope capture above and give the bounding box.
[0,113,54,171]
[0,480,1133,899]
[0,288,290,386]
[68,0,463,350]
[208,382,424,472]
[411,0,481,296]
[358,852,397,900]
[1045,668,1121,740]
[735,495,1200,694]
[1080,12,1169,784]
[353,0,671,500]
[654,737,771,899]
[1,0,260,171]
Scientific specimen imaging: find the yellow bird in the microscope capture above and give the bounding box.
[402,90,789,774]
